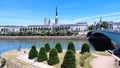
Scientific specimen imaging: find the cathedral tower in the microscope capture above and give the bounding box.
[55,7,58,25]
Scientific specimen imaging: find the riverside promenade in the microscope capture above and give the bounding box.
[91,53,116,68]
[0,36,87,40]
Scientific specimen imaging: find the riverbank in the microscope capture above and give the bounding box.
[1,49,81,68]
[0,36,87,40]
[1,49,115,68]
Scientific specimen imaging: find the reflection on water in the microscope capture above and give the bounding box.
[0,39,92,54]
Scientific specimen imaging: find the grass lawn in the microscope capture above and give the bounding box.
[2,49,96,68]
[52,52,81,68]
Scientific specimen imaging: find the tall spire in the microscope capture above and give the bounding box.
[44,17,47,25]
[100,17,102,23]
[56,6,58,16]
[55,6,58,25]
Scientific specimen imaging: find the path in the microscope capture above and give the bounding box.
[91,53,116,68]
[17,53,55,68]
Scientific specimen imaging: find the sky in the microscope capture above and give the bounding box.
[0,0,120,26]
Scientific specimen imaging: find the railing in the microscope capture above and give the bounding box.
[106,50,120,68]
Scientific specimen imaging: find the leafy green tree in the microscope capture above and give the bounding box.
[28,45,38,59]
[46,31,50,36]
[66,31,71,36]
[88,25,94,30]
[55,43,62,53]
[50,29,56,36]
[1,58,6,67]
[101,21,109,29]
[45,43,51,52]
[67,42,76,53]
[47,48,59,65]
[59,32,65,36]
[81,43,90,54]
[41,30,46,36]
[37,47,48,62]
[61,50,76,68]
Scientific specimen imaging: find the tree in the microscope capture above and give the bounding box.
[41,30,46,36]
[61,50,76,68]
[67,42,76,53]
[46,31,50,36]
[37,47,48,62]
[81,43,90,54]
[66,31,71,36]
[47,48,59,65]
[28,45,38,59]
[45,43,51,52]
[101,21,109,29]
[88,25,94,30]
[50,29,56,36]
[0,58,6,67]
[55,43,62,53]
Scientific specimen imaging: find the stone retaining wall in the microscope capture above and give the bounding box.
[0,36,87,40]
[1,56,26,68]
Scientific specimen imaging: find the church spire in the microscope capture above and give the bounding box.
[55,6,58,25]
[56,6,58,16]
[100,17,102,23]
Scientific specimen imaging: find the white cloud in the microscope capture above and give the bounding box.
[0,18,40,26]
[59,12,120,25]
[59,20,74,25]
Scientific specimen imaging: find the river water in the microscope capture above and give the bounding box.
[0,39,93,54]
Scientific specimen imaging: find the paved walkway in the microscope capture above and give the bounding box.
[17,53,55,68]
[91,53,116,68]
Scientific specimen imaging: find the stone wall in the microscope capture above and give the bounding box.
[1,56,26,68]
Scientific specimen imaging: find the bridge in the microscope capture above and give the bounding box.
[87,30,120,66]
[87,30,120,50]
[91,31,120,46]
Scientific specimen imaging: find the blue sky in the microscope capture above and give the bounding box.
[0,0,120,25]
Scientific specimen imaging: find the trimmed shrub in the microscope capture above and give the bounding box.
[28,45,38,59]
[47,48,59,65]
[61,50,76,68]
[81,43,90,54]
[55,43,62,53]
[45,43,51,52]
[1,58,6,67]
[67,42,76,53]
[37,47,48,62]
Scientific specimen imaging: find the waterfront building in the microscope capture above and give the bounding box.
[94,17,102,30]
[0,25,23,34]
[94,17,120,32]
[110,22,120,32]
[44,17,47,25]
[0,7,88,35]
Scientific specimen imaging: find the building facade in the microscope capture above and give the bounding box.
[0,7,88,34]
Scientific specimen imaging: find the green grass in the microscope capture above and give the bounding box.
[2,49,96,68]
[52,52,81,68]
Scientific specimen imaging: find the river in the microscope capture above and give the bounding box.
[0,39,93,54]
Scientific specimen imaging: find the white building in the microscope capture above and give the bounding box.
[0,26,23,33]
[70,23,88,32]
[111,22,120,32]
[0,22,88,34]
